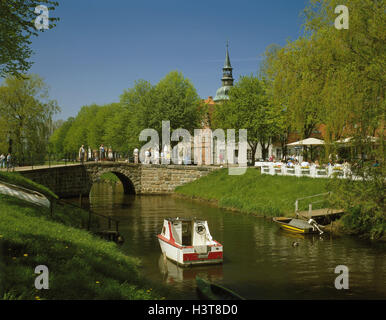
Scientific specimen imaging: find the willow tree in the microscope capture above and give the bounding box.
[303,0,385,239]
[0,74,59,164]
[264,37,326,140]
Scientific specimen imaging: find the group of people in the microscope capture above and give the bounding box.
[136,148,172,165]
[268,154,352,169]
[78,144,116,163]
[0,153,12,169]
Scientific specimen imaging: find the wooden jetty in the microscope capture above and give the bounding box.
[298,208,344,219]
[295,193,344,224]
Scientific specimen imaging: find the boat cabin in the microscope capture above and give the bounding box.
[160,217,215,247]
[158,217,223,266]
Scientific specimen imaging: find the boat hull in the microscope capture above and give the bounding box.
[158,236,223,267]
[273,217,319,234]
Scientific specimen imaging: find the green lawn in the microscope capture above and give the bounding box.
[0,185,159,299]
[175,168,330,217]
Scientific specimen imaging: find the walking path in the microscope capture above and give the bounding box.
[0,163,80,172]
[0,181,50,208]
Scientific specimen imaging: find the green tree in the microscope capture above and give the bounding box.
[121,71,202,151]
[261,45,292,160]
[0,0,59,77]
[120,79,156,150]
[304,0,385,158]
[282,0,386,238]
[104,104,131,151]
[87,103,121,149]
[0,74,59,164]
[49,117,75,156]
[62,105,99,153]
[212,75,276,163]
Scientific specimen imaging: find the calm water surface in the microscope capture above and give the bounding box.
[88,183,386,300]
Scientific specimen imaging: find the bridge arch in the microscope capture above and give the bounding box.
[91,168,140,195]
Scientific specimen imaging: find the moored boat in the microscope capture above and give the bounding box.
[273,217,324,234]
[157,218,223,267]
[196,276,245,300]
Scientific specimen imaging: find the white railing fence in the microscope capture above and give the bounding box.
[257,163,354,179]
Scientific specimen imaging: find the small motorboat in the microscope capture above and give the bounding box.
[157,218,223,267]
[196,276,245,300]
[273,217,324,234]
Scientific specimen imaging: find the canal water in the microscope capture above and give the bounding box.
[88,183,386,300]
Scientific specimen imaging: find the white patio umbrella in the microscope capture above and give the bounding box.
[287,138,325,146]
[287,138,324,162]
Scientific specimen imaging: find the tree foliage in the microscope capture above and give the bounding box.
[0,0,59,77]
[0,74,59,163]
[50,71,202,156]
[212,75,278,162]
[262,0,385,238]
[264,0,385,158]
[122,71,202,150]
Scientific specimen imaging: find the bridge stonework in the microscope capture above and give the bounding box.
[19,163,217,198]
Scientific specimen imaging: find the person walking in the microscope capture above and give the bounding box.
[133,148,139,164]
[0,154,5,168]
[6,153,12,171]
[154,148,159,164]
[79,145,85,164]
[99,144,105,161]
[144,149,150,164]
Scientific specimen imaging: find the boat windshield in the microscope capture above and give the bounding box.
[181,221,192,246]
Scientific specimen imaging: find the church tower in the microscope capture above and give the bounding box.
[214,41,234,102]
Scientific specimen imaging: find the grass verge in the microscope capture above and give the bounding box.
[0,193,159,299]
[0,171,58,200]
[175,168,329,217]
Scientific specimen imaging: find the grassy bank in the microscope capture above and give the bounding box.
[175,168,329,217]
[175,168,385,240]
[0,171,57,200]
[0,175,159,300]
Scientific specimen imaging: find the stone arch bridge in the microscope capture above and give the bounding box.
[20,163,218,198]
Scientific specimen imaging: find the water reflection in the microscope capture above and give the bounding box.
[88,183,386,300]
[158,254,223,284]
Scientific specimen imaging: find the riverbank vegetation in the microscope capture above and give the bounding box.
[327,165,385,240]
[175,168,329,217]
[0,175,159,300]
[175,168,385,240]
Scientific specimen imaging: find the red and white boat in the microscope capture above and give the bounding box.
[157,218,223,267]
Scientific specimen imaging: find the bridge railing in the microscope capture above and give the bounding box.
[4,151,137,170]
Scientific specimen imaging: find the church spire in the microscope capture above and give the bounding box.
[221,40,233,87]
[224,40,232,68]
[214,41,234,102]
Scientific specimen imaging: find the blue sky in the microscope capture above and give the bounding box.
[25,0,309,120]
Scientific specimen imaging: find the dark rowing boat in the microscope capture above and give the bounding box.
[195,276,245,300]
